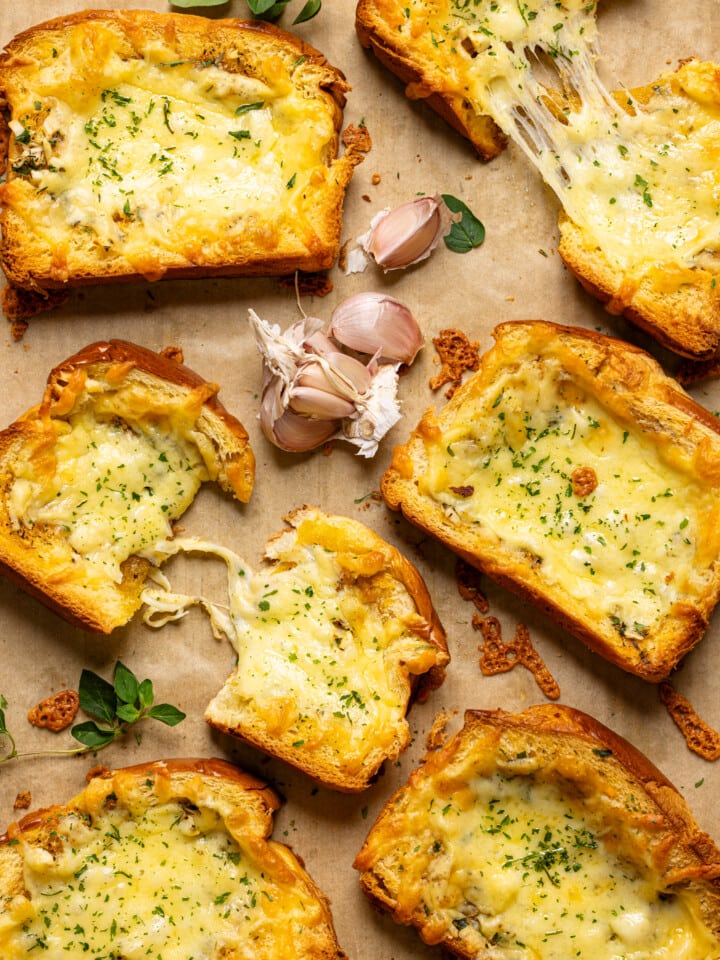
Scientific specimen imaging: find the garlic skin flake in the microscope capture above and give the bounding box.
[248,308,404,458]
[351,195,456,273]
[329,292,424,364]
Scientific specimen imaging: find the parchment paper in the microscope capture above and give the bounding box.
[0,2,718,957]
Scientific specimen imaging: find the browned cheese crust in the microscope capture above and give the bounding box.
[354,705,720,958]
[0,9,361,303]
[0,758,347,960]
[382,320,720,681]
[0,339,255,633]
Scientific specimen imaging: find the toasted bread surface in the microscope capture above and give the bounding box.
[382,320,720,681]
[0,339,254,633]
[0,9,359,300]
[147,505,449,791]
[355,0,720,358]
[0,758,347,959]
[354,705,720,959]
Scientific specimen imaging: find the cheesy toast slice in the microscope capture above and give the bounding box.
[0,339,254,633]
[0,759,347,960]
[355,705,720,960]
[0,10,359,308]
[382,320,720,681]
[142,506,449,791]
[356,0,720,358]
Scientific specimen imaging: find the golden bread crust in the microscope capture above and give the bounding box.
[354,705,720,958]
[0,758,347,960]
[204,505,449,791]
[0,9,360,302]
[0,339,254,633]
[382,320,720,681]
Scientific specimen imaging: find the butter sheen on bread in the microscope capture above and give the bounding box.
[354,705,720,960]
[356,0,720,358]
[382,320,720,681]
[0,758,347,960]
[143,505,450,791]
[0,10,359,304]
[0,339,254,633]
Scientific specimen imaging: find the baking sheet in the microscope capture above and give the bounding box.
[0,1,718,957]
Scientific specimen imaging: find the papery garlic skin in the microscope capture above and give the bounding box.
[329,292,424,364]
[360,195,455,271]
[342,363,403,458]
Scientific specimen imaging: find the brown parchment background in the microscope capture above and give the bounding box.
[1,2,719,957]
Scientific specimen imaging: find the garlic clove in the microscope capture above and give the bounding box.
[328,292,424,364]
[322,351,373,396]
[288,385,357,420]
[267,408,340,453]
[362,195,454,270]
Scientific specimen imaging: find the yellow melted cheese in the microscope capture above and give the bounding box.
[0,800,316,959]
[393,0,720,274]
[143,533,438,777]
[380,768,716,959]
[422,354,710,644]
[7,21,335,272]
[9,409,207,580]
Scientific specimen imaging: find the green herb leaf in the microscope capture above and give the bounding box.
[116,703,141,724]
[293,0,322,22]
[138,678,154,709]
[247,0,290,18]
[114,661,139,705]
[170,0,228,7]
[441,194,485,253]
[235,102,265,116]
[71,721,116,749]
[78,669,117,724]
[147,704,187,727]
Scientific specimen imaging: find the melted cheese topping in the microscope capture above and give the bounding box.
[9,409,207,581]
[373,767,716,959]
[391,0,720,274]
[143,532,440,779]
[0,799,320,959]
[6,20,337,273]
[421,353,710,644]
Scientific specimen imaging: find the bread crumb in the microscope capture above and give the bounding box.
[2,284,70,324]
[13,791,31,811]
[86,765,113,782]
[27,689,80,732]
[659,683,720,761]
[429,328,480,392]
[371,173,381,185]
[338,239,350,273]
[342,123,372,154]
[362,194,372,202]
[473,616,560,700]
[425,709,456,750]
[456,559,489,613]
[160,345,184,364]
[278,272,333,297]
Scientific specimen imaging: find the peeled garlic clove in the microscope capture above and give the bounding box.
[363,195,453,270]
[329,293,424,364]
[288,385,357,420]
[266,408,340,453]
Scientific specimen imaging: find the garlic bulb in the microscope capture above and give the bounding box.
[248,308,406,458]
[329,292,424,364]
[350,195,456,273]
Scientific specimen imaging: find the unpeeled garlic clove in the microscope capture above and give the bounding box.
[288,385,357,420]
[362,195,453,270]
[329,292,424,364]
[260,384,340,452]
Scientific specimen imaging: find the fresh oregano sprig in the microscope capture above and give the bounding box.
[0,661,185,763]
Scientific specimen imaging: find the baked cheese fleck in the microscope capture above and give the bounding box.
[384,0,720,275]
